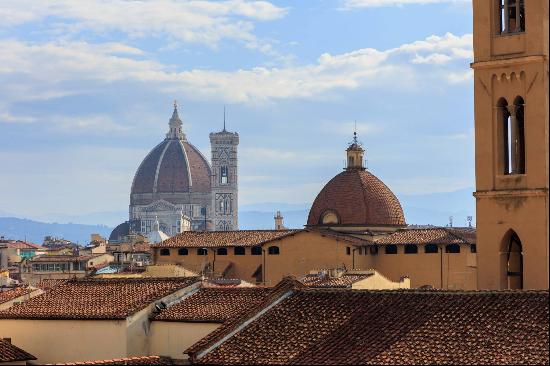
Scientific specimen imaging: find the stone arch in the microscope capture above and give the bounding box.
[500,229,523,289]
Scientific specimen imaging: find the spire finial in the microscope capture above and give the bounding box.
[223,106,226,132]
[353,120,358,144]
[167,99,185,140]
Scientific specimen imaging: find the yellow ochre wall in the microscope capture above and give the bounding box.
[354,245,477,290]
[154,231,477,289]
[0,319,127,364]
[150,321,221,360]
[472,0,549,289]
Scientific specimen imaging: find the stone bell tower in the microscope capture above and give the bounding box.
[471,0,548,290]
[210,110,239,231]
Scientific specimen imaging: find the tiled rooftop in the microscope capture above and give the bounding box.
[0,338,36,362]
[152,287,272,322]
[188,283,549,365]
[3,241,42,249]
[36,279,69,292]
[52,355,175,365]
[300,273,373,288]
[0,287,33,305]
[153,230,301,248]
[29,254,106,263]
[375,227,476,246]
[307,170,406,227]
[0,277,199,320]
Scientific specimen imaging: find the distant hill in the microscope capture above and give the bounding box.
[0,217,112,244]
[0,188,475,241]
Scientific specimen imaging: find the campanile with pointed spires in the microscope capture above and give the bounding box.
[210,111,240,231]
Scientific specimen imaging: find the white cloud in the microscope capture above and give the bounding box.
[412,53,452,64]
[0,0,287,50]
[0,31,472,112]
[342,0,468,9]
[446,70,473,84]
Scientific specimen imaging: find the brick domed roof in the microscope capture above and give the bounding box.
[307,170,405,227]
[131,139,211,194]
[131,105,211,195]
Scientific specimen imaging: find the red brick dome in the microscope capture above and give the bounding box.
[131,139,211,195]
[131,105,211,195]
[307,170,406,227]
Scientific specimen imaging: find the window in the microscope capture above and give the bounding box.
[445,244,461,254]
[498,97,525,175]
[234,247,245,255]
[503,230,523,289]
[217,248,228,255]
[346,247,351,255]
[178,248,188,256]
[498,0,525,34]
[220,166,229,184]
[320,210,339,225]
[197,248,208,256]
[404,244,418,254]
[425,244,439,254]
[160,248,170,256]
[268,246,280,255]
[470,244,477,253]
[251,246,262,255]
[385,245,398,255]
[369,245,379,255]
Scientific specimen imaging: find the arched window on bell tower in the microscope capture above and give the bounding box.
[497,97,525,175]
[498,0,525,34]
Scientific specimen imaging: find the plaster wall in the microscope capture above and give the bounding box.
[472,0,549,289]
[150,321,220,360]
[0,319,127,364]
[355,245,477,290]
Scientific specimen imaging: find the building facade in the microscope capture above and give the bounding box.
[472,0,549,289]
[209,122,239,231]
[110,103,239,242]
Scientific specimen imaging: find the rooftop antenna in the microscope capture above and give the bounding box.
[448,216,454,228]
[353,120,358,144]
[173,99,177,109]
[467,216,473,228]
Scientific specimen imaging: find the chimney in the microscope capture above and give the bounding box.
[2,338,11,344]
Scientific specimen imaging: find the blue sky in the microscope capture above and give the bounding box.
[0,0,474,219]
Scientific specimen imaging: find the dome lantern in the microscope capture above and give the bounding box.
[345,129,365,171]
[167,100,186,140]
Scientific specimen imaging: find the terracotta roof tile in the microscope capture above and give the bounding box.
[0,287,33,305]
[152,287,272,322]
[29,254,106,263]
[36,279,69,292]
[52,355,174,365]
[0,277,199,320]
[188,287,549,365]
[307,170,406,227]
[5,241,42,249]
[154,230,301,248]
[376,228,475,246]
[0,338,36,362]
[300,273,373,288]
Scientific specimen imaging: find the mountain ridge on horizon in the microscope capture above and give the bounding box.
[1,187,475,243]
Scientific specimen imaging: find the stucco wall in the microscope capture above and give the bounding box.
[264,231,354,286]
[150,321,220,360]
[472,0,549,290]
[355,245,477,290]
[0,319,127,364]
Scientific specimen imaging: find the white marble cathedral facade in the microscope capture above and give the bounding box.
[109,103,239,243]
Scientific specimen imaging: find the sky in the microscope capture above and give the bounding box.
[0,0,475,219]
